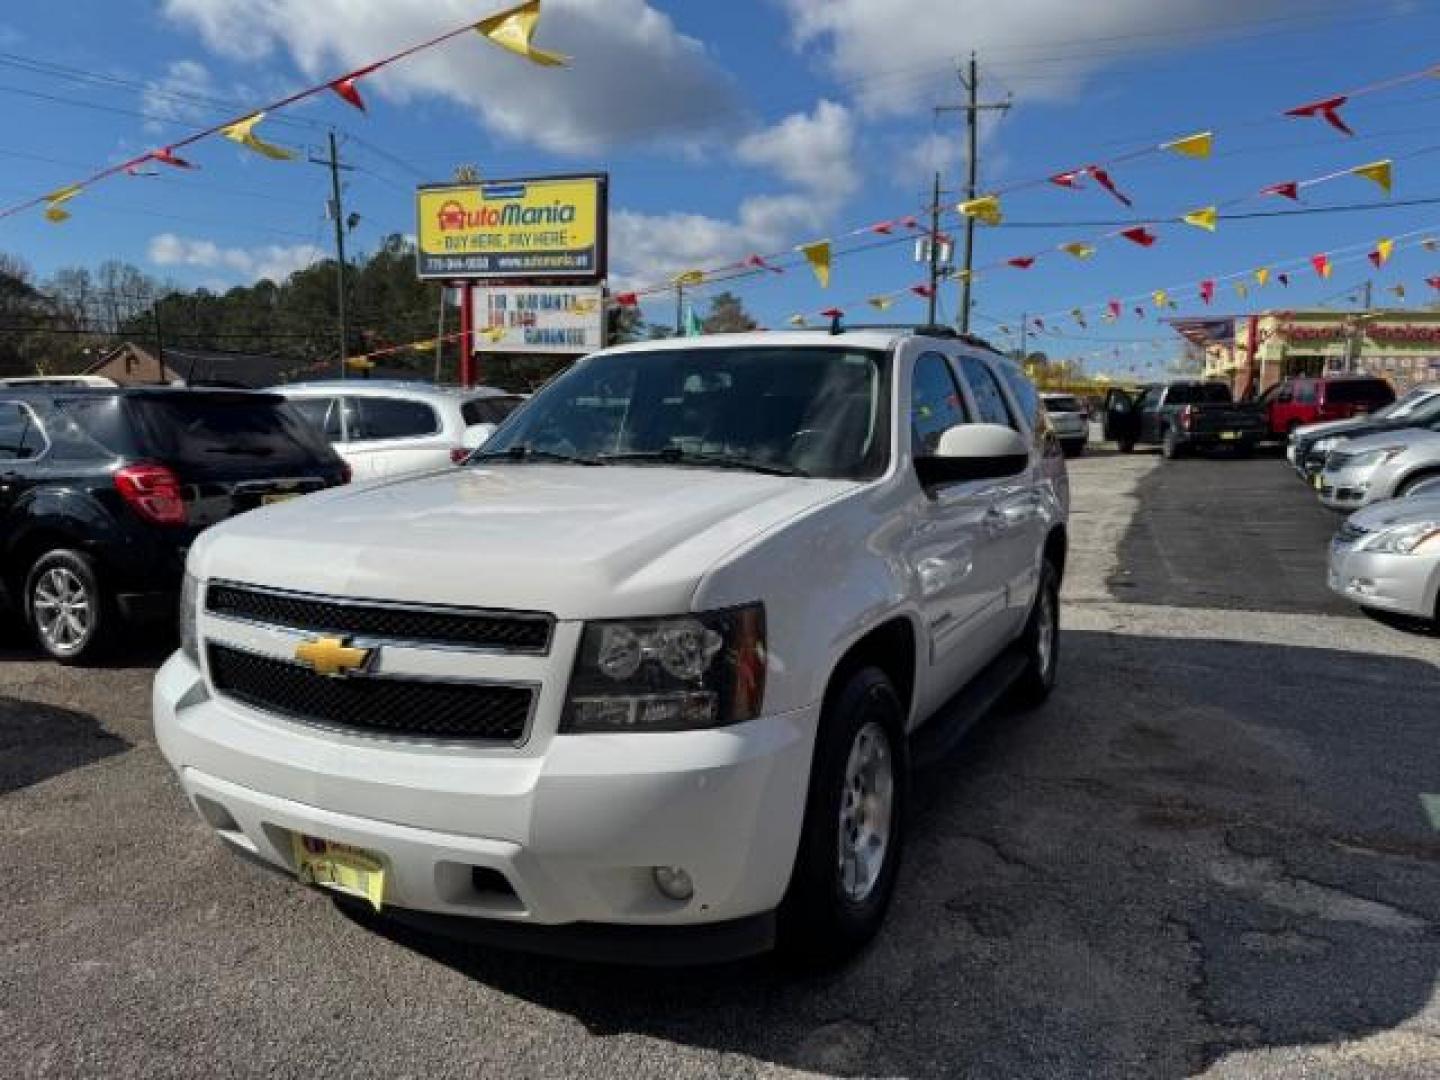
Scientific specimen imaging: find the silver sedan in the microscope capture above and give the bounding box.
[1317,427,1440,511]
[1042,393,1090,457]
[1328,494,1440,623]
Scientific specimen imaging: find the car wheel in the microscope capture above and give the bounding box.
[1117,440,1135,454]
[1161,429,1184,460]
[1009,559,1060,708]
[1397,470,1440,498]
[778,666,907,968]
[25,549,111,664]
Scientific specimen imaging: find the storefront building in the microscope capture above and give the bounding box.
[1203,309,1440,396]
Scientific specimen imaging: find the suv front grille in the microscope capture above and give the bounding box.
[206,582,552,653]
[207,644,534,743]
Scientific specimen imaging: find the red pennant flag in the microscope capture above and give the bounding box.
[870,220,894,235]
[1049,170,1083,189]
[1120,226,1157,247]
[1426,276,1440,291]
[152,147,196,169]
[614,292,639,307]
[1108,300,1122,320]
[1285,95,1353,136]
[1311,253,1332,279]
[1133,306,1146,319]
[899,216,919,230]
[745,254,782,274]
[1007,257,1036,269]
[1199,279,1215,305]
[330,76,367,112]
[1087,165,1133,207]
[820,306,845,318]
[1277,273,1290,287]
[909,284,935,298]
[1261,181,1300,201]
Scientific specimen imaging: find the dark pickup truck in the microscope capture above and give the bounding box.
[1104,381,1267,458]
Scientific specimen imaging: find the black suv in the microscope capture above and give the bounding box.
[0,387,349,662]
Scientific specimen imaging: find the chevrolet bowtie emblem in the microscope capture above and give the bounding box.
[294,636,372,677]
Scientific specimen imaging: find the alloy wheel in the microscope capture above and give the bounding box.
[32,567,92,655]
[837,720,895,904]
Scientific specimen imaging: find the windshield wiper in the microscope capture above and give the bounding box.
[599,448,809,477]
[471,445,604,466]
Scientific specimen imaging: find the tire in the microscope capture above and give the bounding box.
[1397,470,1440,498]
[1161,429,1184,460]
[778,666,908,968]
[1117,440,1135,454]
[24,549,112,664]
[1009,560,1061,708]
[1234,441,1255,459]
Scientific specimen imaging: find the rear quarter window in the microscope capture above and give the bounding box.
[1324,380,1395,405]
[461,396,524,426]
[1166,383,1233,405]
[352,397,440,440]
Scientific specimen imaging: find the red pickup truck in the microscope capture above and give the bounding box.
[1256,376,1394,438]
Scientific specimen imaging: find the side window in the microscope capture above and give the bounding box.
[1296,381,1317,405]
[0,401,47,461]
[910,352,969,456]
[996,360,1044,432]
[352,397,439,441]
[957,355,1017,429]
[287,396,342,440]
[1137,388,1162,412]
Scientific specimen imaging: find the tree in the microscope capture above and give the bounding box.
[701,291,757,334]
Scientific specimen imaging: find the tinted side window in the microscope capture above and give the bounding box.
[352,397,439,440]
[288,396,342,439]
[957,355,1016,429]
[998,362,1044,429]
[1325,380,1394,405]
[1295,381,1317,405]
[55,396,138,457]
[462,397,522,425]
[0,402,46,460]
[910,352,968,455]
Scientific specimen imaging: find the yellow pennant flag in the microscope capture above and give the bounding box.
[867,295,895,311]
[43,184,81,223]
[1060,241,1095,259]
[798,240,831,287]
[672,269,705,287]
[408,338,438,351]
[1373,238,1395,266]
[1235,281,1249,300]
[344,356,375,371]
[786,314,807,327]
[1161,131,1213,159]
[1182,206,1218,232]
[481,325,507,343]
[571,298,599,315]
[1255,267,1271,286]
[957,195,1002,226]
[220,113,296,161]
[1352,159,1393,195]
[1390,283,1407,300]
[475,0,568,66]
[1152,289,1170,310]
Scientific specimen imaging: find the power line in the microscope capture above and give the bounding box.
[994,194,1440,229]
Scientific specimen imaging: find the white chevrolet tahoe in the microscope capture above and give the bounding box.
[154,328,1069,965]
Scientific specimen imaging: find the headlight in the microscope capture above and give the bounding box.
[1360,520,1440,555]
[1345,445,1407,470]
[563,605,766,732]
[1312,437,1339,455]
[179,571,200,663]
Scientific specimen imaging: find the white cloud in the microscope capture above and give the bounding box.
[779,0,1310,114]
[141,60,221,133]
[148,232,326,283]
[160,0,741,154]
[737,99,857,204]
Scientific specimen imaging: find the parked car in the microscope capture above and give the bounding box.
[1,387,348,662]
[1257,375,1394,439]
[1042,392,1089,457]
[1290,383,1440,480]
[1103,380,1266,458]
[1328,493,1440,626]
[155,327,1069,965]
[275,381,525,480]
[1317,427,1440,511]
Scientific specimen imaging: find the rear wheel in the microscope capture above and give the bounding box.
[1161,429,1185,460]
[1117,440,1135,454]
[1009,560,1061,707]
[778,667,907,968]
[25,549,111,664]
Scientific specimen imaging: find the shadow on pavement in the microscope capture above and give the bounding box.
[349,629,1440,1077]
[0,694,131,794]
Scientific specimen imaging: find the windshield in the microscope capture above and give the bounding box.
[1325,379,1394,406]
[1044,396,1083,413]
[1377,385,1440,419]
[1166,383,1232,405]
[479,346,890,480]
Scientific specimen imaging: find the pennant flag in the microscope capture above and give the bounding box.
[869,220,894,235]
[1033,317,1046,331]
[1108,300,1122,320]
[820,307,845,320]
[1087,165,1132,207]
[745,254,782,274]
[1049,170,1084,189]
[1277,273,1290,287]
[899,216,920,229]
[1152,289,1170,310]
[957,195,1002,225]
[1060,241,1095,259]
[1120,226,1157,247]
[1235,281,1249,300]
[1261,181,1300,201]
[1285,94,1353,135]
[997,325,1010,335]
[907,284,933,299]
[330,76,367,112]
[1070,308,1087,328]
[1311,253,1332,279]
[345,356,376,371]
[798,240,831,287]
[613,292,639,307]
[1134,306,1146,319]
[1199,280,1215,305]
[1369,238,1395,268]
[1007,256,1036,269]
[1424,238,1440,252]
[481,325,507,343]
[1352,159,1393,195]
[787,314,808,326]
[219,113,296,160]
[571,298,599,315]
[43,185,80,223]
[867,295,895,311]
[672,269,706,287]
[151,147,195,169]
[1255,267,1271,286]
[1160,131,1213,159]
[474,0,568,66]
[1428,276,1440,292]
[1182,206,1218,232]
[1390,283,1407,300]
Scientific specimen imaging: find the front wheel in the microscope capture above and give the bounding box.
[1117,440,1135,454]
[1009,560,1060,707]
[25,549,112,664]
[778,667,907,968]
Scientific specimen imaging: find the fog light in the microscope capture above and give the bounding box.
[1348,577,1378,597]
[652,865,694,901]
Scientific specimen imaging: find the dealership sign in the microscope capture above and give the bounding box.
[473,286,605,354]
[416,175,606,280]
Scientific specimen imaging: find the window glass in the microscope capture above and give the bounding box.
[0,402,46,460]
[288,396,342,439]
[1043,395,1082,413]
[1165,383,1233,405]
[910,352,969,456]
[1136,388,1161,411]
[55,396,138,457]
[996,361,1043,430]
[1324,379,1394,405]
[123,394,333,473]
[351,397,439,440]
[462,396,525,426]
[1295,382,1317,405]
[958,355,1017,428]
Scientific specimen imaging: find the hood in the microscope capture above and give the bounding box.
[1350,493,1440,530]
[1336,427,1440,455]
[190,464,854,619]
[1295,416,1375,442]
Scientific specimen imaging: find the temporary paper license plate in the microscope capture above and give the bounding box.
[1314,474,1325,490]
[262,491,300,505]
[1219,431,1240,441]
[292,834,385,911]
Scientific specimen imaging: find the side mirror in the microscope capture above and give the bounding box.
[916,423,1030,487]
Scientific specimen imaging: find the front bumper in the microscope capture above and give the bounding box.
[153,652,817,951]
[1328,540,1440,619]
[1318,465,1382,510]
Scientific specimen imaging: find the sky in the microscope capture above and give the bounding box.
[2,0,1440,377]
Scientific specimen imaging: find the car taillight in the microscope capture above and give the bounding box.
[1179,404,1195,431]
[114,463,187,525]
[450,446,472,465]
[339,462,353,484]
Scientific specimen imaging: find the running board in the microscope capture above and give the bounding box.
[909,649,1028,770]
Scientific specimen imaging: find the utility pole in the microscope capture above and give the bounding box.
[310,131,355,378]
[1018,312,1028,366]
[926,172,942,325]
[1347,279,1373,374]
[936,52,1010,334]
[674,283,684,335]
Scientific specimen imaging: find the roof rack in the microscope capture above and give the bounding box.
[824,321,1004,355]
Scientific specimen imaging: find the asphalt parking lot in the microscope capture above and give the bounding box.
[2,447,1438,1079]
